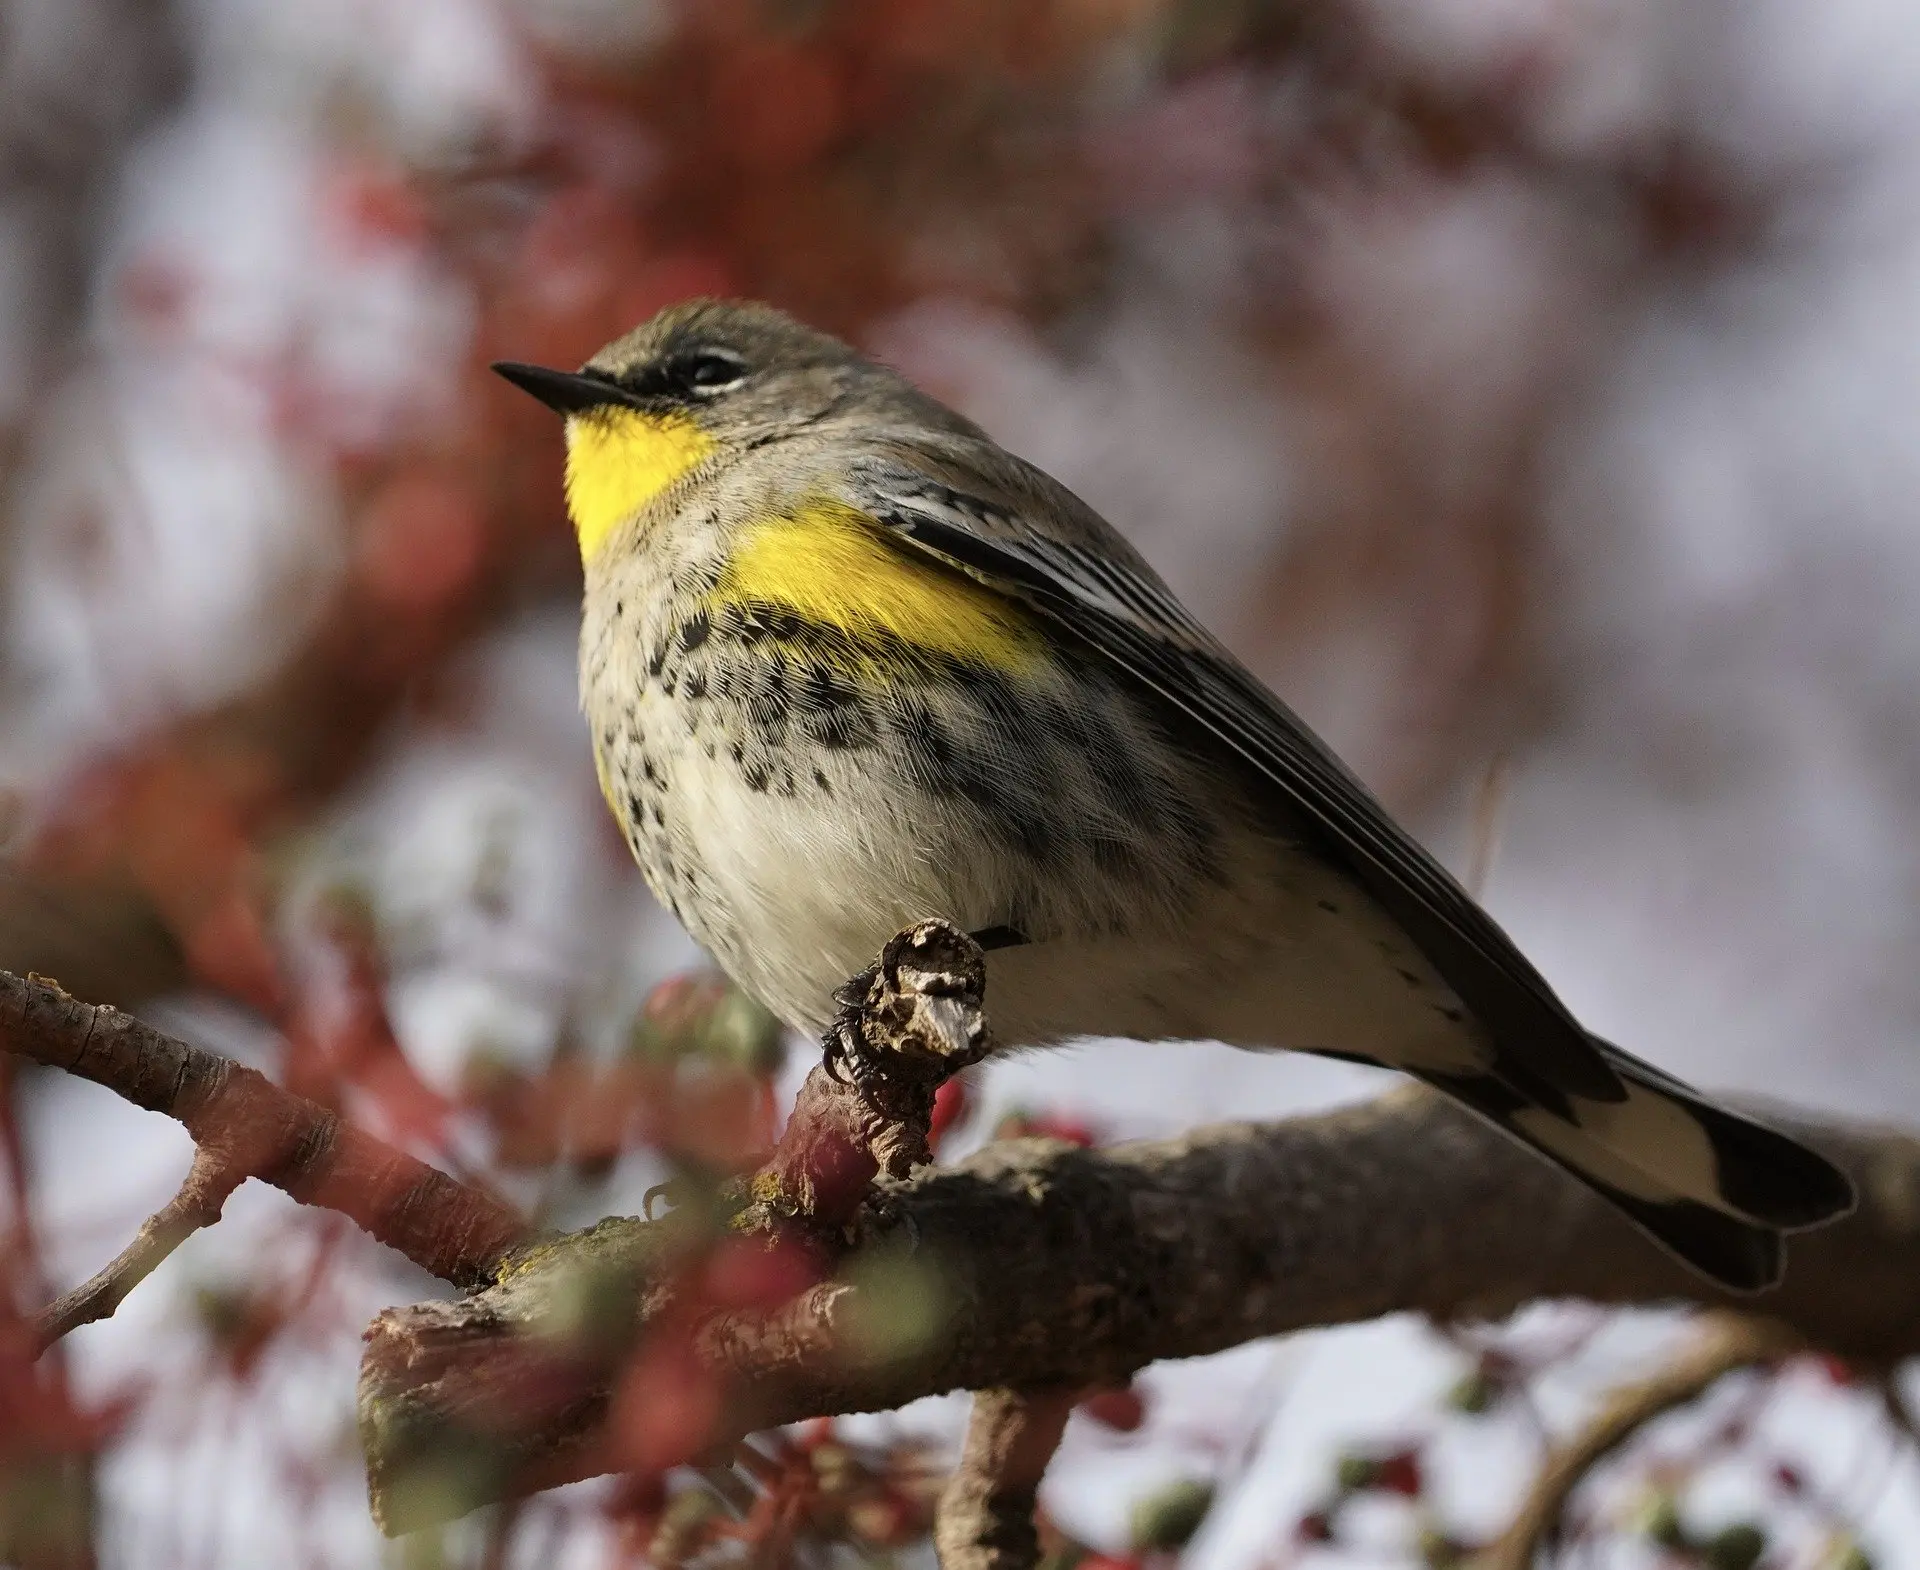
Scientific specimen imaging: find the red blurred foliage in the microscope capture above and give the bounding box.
[351,470,487,624]
[496,0,1138,339]
[180,885,286,1015]
[1805,1354,1856,1387]
[708,41,849,175]
[323,162,432,254]
[116,251,197,337]
[660,1067,774,1173]
[636,972,725,1042]
[29,742,288,1012]
[702,1234,825,1313]
[1079,1384,1149,1433]
[193,1224,347,1383]
[605,1471,671,1563]
[927,1073,971,1150]
[605,1236,826,1481]
[623,1422,943,1569]
[1296,1509,1335,1542]
[1370,1447,1423,1498]
[610,1323,724,1476]
[283,898,455,1152]
[0,1310,132,1464]
[456,974,787,1178]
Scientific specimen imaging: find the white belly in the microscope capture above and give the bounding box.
[623,684,1491,1083]
[585,585,1491,1077]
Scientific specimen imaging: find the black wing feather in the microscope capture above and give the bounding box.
[861,470,1625,1105]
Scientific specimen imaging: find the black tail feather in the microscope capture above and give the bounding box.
[1594,1188,1784,1293]
[1423,1042,1853,1293]
[1594,1039,1855,1230]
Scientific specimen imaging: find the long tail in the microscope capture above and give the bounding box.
[1420,1037,1855,1291]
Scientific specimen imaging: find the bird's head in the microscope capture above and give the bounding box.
[494,299,892,561]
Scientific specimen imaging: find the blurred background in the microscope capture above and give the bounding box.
[2,0,1919,1565]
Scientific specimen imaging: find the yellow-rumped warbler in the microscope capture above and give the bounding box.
[495,299,1852,1289]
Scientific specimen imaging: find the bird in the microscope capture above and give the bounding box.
[494,298,1854,1291]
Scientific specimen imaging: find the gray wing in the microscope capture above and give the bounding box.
[848,451,1624,1106]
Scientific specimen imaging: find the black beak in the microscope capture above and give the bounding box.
[491,361,625,415]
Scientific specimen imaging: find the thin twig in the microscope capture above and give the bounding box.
[1476,1313,1801,1570]
[33,1145,241,1351]
[1467,752,1512,899]
[0,967,530,1352]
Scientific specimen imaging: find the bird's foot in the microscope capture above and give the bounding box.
[822,963,884,1086]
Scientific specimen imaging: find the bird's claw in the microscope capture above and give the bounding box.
[822,962,884,1085]
[821,1013,883,1086]
[831,962,879,1013]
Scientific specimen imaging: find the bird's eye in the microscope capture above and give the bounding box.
[670,351,747,394]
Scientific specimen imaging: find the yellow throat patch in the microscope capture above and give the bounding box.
[564,407,716,561]
[714,500,1040,674]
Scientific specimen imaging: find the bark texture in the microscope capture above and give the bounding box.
[935,1389,1076,1570]
[358,1084,1920,1533]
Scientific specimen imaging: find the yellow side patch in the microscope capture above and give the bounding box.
[564,407,716,561]
[716,500,1040,672]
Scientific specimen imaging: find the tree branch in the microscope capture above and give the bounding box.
[0,969,529,1336]
[33,1143,242,1351]
[935,1388,1075,1570]
[357,1078,1920,1533]
[356,921,1003,1533]
[741,919,995,1237]
[6,943,1910,1558]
